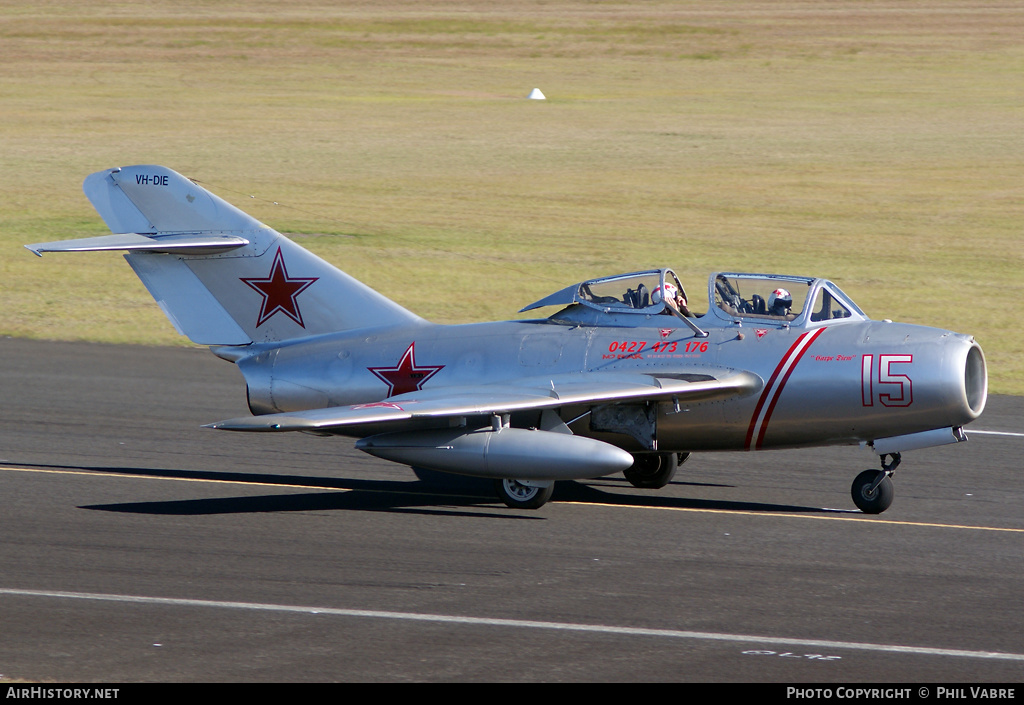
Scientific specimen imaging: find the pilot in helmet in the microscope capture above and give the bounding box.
[768,288,792,316]
[651,283,677,307]
[652,282,692,317]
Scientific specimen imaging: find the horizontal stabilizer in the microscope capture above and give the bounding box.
[25,233,249,257]
[206,369,762,432]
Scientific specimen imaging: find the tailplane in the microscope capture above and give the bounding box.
[27,165,423,345]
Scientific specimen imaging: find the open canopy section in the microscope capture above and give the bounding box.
[520,269,691,315]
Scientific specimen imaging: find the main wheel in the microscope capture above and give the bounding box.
[494,479,554,509]
[851,469,894,514]
[623,453,678,489]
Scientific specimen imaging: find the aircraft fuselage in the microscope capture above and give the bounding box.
[235,314,985,454]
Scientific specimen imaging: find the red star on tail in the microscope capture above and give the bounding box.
[240,247,318,328]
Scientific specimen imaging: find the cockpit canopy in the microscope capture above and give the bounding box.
[709,273,866,325]
[520,269,687,316]
[521,269,867,329]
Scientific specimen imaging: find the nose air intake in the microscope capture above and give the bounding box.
[964,342,987,418]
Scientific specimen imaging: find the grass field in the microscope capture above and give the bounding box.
[2,1,1021,393]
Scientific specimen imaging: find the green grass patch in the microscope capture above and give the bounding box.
[1,1,1021,393]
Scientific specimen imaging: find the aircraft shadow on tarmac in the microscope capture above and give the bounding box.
[21,462,833,518]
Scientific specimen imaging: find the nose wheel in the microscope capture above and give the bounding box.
[851,452,900,514]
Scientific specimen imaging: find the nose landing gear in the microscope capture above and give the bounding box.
[851,452,900,514]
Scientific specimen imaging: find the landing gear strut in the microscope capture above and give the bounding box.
[851,452,900,514]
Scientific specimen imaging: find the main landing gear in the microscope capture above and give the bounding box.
[623,452,688,489]
[495,451,690,510]
[851,452,900,514]
[494,478,554,510]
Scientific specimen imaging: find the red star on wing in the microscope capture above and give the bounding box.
[240,247,318,328]
[367,342,445,397]
[351,401,408,411]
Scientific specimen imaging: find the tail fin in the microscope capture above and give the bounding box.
[26,165,423,346]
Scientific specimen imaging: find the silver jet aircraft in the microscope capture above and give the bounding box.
[27,165,988,512]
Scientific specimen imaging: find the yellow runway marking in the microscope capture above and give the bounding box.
[4,464,1022,533]
[565,499,1024,533]
[0,465,352,493]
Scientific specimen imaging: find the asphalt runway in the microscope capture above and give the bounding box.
[1,338,1022,683]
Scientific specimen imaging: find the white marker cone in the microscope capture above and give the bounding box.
[527,88,546,100]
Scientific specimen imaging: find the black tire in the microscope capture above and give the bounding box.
[851,469,894,514]
[623,453,678,489]
[494,479,554,509]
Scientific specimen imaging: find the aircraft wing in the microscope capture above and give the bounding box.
[205,368,762,432]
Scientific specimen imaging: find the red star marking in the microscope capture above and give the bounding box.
[240,247,318,328]
[659,329,674,338]
[367,343,445,397]
[351,401,407,411]
[756,328,768,339]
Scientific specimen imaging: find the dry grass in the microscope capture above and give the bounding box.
[1,1,1022,393]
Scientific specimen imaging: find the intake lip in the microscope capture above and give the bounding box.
[963,342,987,418]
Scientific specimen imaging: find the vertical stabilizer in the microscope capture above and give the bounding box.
[29,166,424,346]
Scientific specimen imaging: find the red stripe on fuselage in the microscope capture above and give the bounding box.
[744,327,827,450]
[744,333,807,449]
[754,327,827,449]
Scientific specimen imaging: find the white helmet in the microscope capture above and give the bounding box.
[651,283,678,305]
[768,288,792,313]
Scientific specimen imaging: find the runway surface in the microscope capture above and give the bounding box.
[1,338,1021,682]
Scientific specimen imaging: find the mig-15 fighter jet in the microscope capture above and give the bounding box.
[27,166,988,512]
